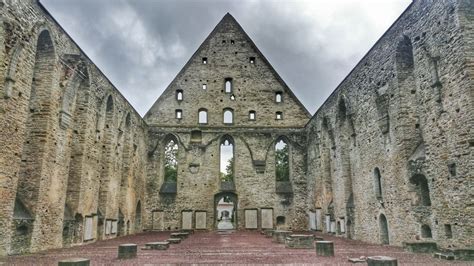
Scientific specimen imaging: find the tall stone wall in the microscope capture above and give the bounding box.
[0,0,148,255]
[306,0,473,249]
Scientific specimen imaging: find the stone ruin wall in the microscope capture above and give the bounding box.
[0,0,472,257]
[305,0,473,250]
[0,0,148,255]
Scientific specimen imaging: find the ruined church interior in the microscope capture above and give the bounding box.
[0,0,472,264]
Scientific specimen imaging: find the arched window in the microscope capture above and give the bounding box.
[125,113,131,128]
[198,108,208,124]
[225,78,233,93]
[374,167,382,199]
[275,92,282,103]
[421,224,432,238]
[249,110,256,120]
[220,136,234,182]
[223,108,233,124]
[164,137,178,182]
[176,90,183,101]
[275,138,289,181]
[379,214,389,244]
[135,201,142,231]
[410,174,431,206]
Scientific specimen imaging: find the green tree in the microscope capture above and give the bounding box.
[221,157,234,181]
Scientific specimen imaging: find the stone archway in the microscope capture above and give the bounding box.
[214,192,237,230]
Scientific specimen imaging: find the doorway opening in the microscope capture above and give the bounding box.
[214,192,237,230]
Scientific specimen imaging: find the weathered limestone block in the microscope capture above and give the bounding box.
[264,229,275,238]
[167,238,181,244]
[285,234,314,249]
[118,244,137,259]
[272,230,292,243]
[171,232,189,239]
[58,258,90,266]
[367,256,398,266]
[403,242,437,253]
[145,241,169,250]
[433,252,454,260]
[315,241,334,256]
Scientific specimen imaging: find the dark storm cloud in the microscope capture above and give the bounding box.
[41,0,411,116]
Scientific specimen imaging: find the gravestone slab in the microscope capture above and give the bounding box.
[245,209,258,229]
[195,211,207,229]
[261,209,273,229]
[182,211,193,230]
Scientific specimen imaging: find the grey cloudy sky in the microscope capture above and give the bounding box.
[41,0,411,116]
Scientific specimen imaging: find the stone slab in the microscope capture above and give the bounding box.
[58,258,90,266]
[285,234,314,249]
[367,256,398,266]
[245,209,258,229]
[118,244,137,259]
[167,238,181,244]
[145,241,169,250]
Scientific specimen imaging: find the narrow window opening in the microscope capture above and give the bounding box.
[276,216,286,225]
[176,90,183,101]
[275,92,282,103]
[249,57,255,64]
[220,136,234,182]
[202,57,208,64]
[198,109,208,124]
[275,138,289,181]
[202,84,207,90]
[276,112,283,120]
[444,224,452,239]
[230,40,235,44]
[223,108,233,124]
[164,138,178,182]
[175,109,182,119]
[222,40,226,44]
[249,111,256,120]
[230,94,235,101]
[374,167,383,199]
[225,78,233,93]
[410,174,431,206]
[448,163,456,176]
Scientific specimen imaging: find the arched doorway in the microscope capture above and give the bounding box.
[379,214,389,244]
[214,192,237,230]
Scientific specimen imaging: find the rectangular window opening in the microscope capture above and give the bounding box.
[249,111,256,120]
[276,112,283,120]
[175,109,182,119]
[202,84,207,90]
[202,57,208,64]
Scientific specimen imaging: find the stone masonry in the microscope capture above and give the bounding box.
[0,0,472,257]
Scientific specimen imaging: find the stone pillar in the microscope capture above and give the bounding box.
[118,244,137,259]
[58,258,90,266]
[316,241,334,256]
[367,256,398,266]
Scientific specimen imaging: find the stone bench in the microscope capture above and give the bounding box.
[403,241,437,253]
[433,252,454,260]
[264,229,275,238]
[167,238,181,244]
[285,234,314,249]
[367,256,398,266]
[118,243,137,259]
[171,232,189,239]
[58,258,90,266]
[272,230,292,243]
[144,241,170,250]
[315,241,334,256]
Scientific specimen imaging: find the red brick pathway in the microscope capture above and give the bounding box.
[4,231,468,265]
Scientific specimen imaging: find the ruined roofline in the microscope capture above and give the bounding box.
[37,0,145,123]
[304,1,414,128]
[144,12,312,121]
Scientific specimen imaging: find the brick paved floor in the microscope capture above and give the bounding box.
[3,230,469,265]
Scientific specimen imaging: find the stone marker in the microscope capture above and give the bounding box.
[286,234,314,249]
[315,241,334,256]
[145,241,170,250]
[264,229,275,238]
[168,238,181,244]
[118,244,137,259]
[348,257,366,263]
[171,232,189,239]
[58,258,90,266]
[272,230,292,243]
[367,256,398,266]
[403,242,437,253]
